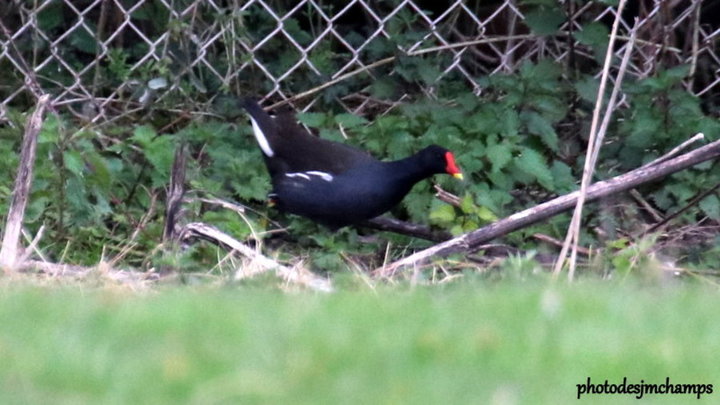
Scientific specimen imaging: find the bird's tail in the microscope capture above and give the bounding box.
[241,98,276,157]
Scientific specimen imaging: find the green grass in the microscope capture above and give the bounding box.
[0,280,718,404]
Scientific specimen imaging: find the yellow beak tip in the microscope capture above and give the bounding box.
[453,173,464,180]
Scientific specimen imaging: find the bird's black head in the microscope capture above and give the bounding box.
[416,145,464,179]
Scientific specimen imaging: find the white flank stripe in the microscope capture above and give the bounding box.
[286,172,311,180]
[306,171,334,181]
[285,171,334,182]
[250,116,274,157]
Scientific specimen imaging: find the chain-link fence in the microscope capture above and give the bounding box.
[1,0,718,123]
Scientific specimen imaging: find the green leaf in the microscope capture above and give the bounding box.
[386,131,414,159]
[574,22,609,61]
[523,111,559,151]
[574,75,601,104]
[334,113,368,129]
[575,22,609,47]
[462,220,479,233]
[457,140,485,174]
[467,108,502,135]
[524,8,565,36]
[476,206,498,222]
[131,125,156,147]
[297,112,327,128]
[515,147,554,189]
[69,26,98,54]
[403,194,431,222]
[371,78,396,99]
[499,109,521,137]
[666,183,695,204]
[39,115,60,144]
[530,96,568,123]
[607,238,630,250]
[25,196,50,224]
[429,203,456,225]
[486,142,513,173]
[37,3,64,31]
[417,60,441,84]
[144,136,174,187]
[63,150,85,178]
[627,111,660,148]
[460,193,476,215]
[522,59,562,83]
[663,64,691,81]
[700,195,720,220]
[551,160,576,193]
[86,153,112,191]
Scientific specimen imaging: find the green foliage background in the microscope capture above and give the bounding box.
[1,0,719,275]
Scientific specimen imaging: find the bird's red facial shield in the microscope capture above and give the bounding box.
[445,151,463,180]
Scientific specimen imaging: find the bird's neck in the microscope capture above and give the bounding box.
[384,154,435,184]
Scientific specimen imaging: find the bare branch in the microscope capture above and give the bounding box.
[375,138,720,278]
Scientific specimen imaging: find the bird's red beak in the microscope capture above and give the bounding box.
[445,151,464,180]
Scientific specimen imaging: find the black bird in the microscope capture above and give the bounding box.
[242,98,463,228]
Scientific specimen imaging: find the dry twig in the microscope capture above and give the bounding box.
[178,222,332,292]
[433,185,461,207]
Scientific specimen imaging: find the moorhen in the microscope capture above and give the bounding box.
[243,98,463,228]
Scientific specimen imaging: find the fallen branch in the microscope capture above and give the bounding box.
[178,222,332,292]
[0,95,50,272]
[375,138,720,277]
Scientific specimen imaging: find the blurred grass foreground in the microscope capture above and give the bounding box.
[0,280,718,404]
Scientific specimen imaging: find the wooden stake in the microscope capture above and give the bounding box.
[0,95,50,272]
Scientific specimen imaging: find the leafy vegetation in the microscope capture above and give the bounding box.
[1,1,719,279]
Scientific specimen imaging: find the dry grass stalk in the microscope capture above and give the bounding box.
[552,2,632,280]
